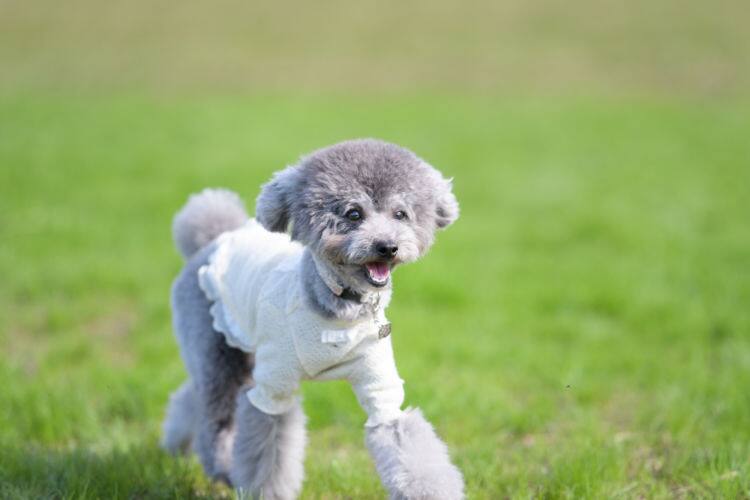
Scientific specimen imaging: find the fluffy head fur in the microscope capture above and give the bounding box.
[256,139,458,296]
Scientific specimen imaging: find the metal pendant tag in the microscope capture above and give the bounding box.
[378,322,392,339]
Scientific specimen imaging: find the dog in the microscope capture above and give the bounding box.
[162,139,464,499]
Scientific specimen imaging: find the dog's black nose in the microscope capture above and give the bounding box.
[375,242,398,259]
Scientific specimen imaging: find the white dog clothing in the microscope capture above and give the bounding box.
[197,219,404,427]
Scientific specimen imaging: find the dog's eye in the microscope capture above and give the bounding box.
[394,210,408,220]
[345,209,362,221]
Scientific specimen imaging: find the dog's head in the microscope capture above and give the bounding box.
[256,139,458,292]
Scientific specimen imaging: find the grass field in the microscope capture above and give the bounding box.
[2,0,750,498]
[2,95,749,498]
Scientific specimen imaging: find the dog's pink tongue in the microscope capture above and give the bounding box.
[366,262,390,281]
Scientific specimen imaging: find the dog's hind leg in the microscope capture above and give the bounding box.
[192,340,253,484]
[365,408,465,500]
[170,245,254,483]
[230,394,307,500]
[161,379,198,454]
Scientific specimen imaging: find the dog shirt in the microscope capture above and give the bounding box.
[197,219,404,427]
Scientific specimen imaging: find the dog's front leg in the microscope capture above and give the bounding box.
[350,335,465,499]
[231,392,307,500]
[365,408,465,500]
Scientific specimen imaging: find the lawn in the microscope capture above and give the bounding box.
[1,94,749,498]
[2,0,750,498]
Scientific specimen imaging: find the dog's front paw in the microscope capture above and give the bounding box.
[366,408,465,500]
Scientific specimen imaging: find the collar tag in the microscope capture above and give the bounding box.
[378,322,392,339]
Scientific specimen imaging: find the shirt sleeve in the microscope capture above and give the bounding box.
[246,304,303,415]
[348,335,405,427]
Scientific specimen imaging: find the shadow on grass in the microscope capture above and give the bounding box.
[0,442,230,499]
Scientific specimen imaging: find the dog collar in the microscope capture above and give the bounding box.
[339,287,362,303]
[311,255,390,329]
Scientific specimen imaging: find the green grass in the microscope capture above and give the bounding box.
[2,0,750,495]
[1,94,749,498]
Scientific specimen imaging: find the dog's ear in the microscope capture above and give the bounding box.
[256,165,301,233]
[433,175,459,230]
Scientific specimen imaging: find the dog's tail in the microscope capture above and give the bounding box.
[172,188,248,259]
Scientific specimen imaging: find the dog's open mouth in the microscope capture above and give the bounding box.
[364,262,391,287]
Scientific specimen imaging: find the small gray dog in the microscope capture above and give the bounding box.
[162,139,464,499]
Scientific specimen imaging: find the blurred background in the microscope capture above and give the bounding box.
[1,0,749,498]
[2,0,749,95]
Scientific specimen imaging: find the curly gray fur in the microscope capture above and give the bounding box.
[172,188,248,258]
[163,139,464,497]
[167,244,253,482]
[366,408,465,500]
[231,394,307,500]
[161,379,198,454]
[256,138,458,319]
